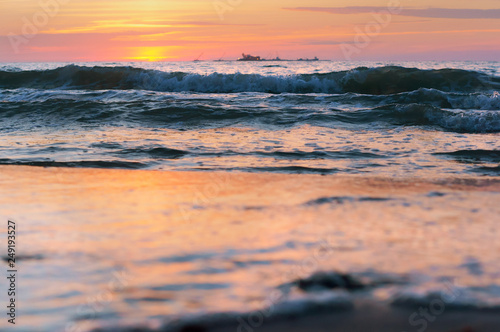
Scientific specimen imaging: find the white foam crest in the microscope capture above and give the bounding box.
[130,71,342,93]
[447,91,500,110]
[426,108,500,133]
[392,284,500,310]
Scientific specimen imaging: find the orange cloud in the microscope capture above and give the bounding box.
[285,7,500,19]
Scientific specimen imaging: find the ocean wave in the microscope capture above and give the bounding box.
[392,284,500,311]
[0,158,147,169]
[84,271,500,332]
[3,88,499,112]
[317,104,500,133]
[434,149,500,163]
[91,292,353,332]
[347,104,500,133]
[375,89,500,110]
[1,65,498,94]
[2,98,499,132]
[187,166,341,174]
[114,147,189,159]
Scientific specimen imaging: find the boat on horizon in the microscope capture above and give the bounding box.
[297,56,319,61]
[193,52,204,62]
[237,53,262,61]
[214,52,226,62]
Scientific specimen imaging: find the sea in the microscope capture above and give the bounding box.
[1,61,500,332]
[0,61,499,175]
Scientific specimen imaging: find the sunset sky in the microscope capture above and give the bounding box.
[1,0,499,62]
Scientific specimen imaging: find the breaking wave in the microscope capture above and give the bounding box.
[1,65,499,94]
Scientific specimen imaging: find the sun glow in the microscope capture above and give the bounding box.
[128,47,177,62]
[1,0,500,61]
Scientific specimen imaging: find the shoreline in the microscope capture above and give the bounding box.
[1,164,499,185]
[1,165,499,332]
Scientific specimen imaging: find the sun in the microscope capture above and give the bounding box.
[128,47,176,62]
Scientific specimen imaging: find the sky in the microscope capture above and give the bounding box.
[0,0,499,62]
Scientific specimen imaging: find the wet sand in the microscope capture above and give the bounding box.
[1,166,499,332]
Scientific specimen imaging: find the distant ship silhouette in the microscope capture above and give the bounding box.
[237,53,261,61]
[297,56,319,61]
[236,53,320,61]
